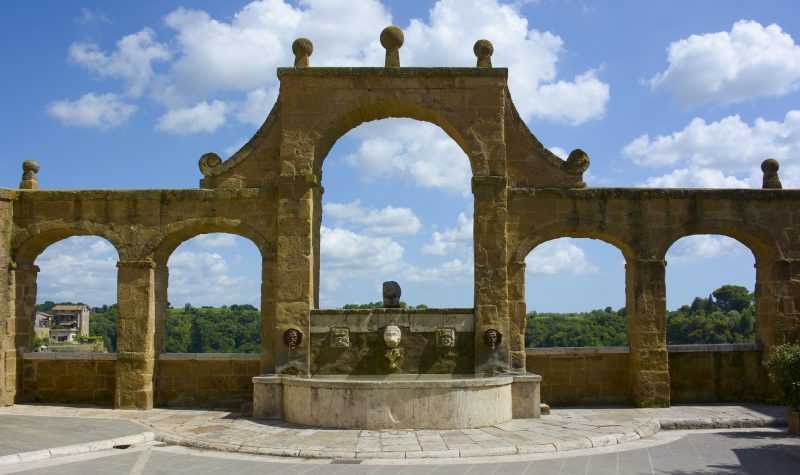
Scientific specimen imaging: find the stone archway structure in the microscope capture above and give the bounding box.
[2,31,799,410]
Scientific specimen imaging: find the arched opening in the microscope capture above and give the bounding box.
[524,237,628,348]
[317,117,474,309]
[163,233,262,353]
[522,237,628,405]
[665,234,762,403]
[34,236,118,353]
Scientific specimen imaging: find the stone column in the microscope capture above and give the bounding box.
[115,258,157,410]
[507,259,527,372]
[0,197,14,405]
[756,258,800,350]
[13,264,38,352]
[626,257,670,407]
[154,261,168,354]
[260,252,276,373]
[265,173,318,375]
[473,175,512,375]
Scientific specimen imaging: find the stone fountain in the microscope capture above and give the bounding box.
[252,282,541,429]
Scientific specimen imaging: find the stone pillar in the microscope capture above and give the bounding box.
[507,259,527,372]
[260,252,276,373]
[0,264,15,406]
[756,258,800,349]
[115,259,157,410]
[154,261,168,354]
[626,257,670,407]
[13,264,38,352]
[473,176,512,375]
[266,173,318,375]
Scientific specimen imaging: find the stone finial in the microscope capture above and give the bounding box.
[20,160,40,190]
[292,37,313,68]
[473,39,494,68]
[382,281,401,307]
[380,26,404,67]
[761,158,782,189]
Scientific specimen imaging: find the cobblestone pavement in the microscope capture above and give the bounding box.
[0,404,785,461]
[3,428,800,474]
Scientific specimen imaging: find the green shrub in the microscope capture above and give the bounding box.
[766,343,800,410]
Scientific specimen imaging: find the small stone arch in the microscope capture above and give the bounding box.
[148,218,271,264]
[311,99,478,178]
[656,223,776,265]
[514,226,637,267]
[13,223,125,265]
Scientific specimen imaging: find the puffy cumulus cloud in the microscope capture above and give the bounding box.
[325,200,422,236]
[667,235,751,263]
[422,212,473,256]
[156,100,228,134]
[641,167,749,188]
[193,233,238,248]
[320,225,404,294]
[162,1,387,96]
[35,236,118,306]
[650,20,800,105]
[236,87,279,125]
[47,93,137,129]
[63,0,607,131]
[403,258,473,283]
[69,28,170,97]
[624,111,800,188]
[525,239,598,275]
[345,119,472,194]
[402,0,608,124]
[168,249,259,306]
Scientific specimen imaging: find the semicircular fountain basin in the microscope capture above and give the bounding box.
[253,374,516,430]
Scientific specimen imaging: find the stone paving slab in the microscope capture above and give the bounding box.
[0,404,786,461]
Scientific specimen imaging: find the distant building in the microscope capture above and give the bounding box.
[49,304,90,343]
[34,312,51,341]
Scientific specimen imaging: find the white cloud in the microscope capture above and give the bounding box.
[320,225,404,294]
[667,235,750,263]
[402,0,608,124]
[168,249,258,305]
[641,167,750,188]
[650,20,800,105]
[69,28,170,97]
[236,87,278,125]
[345,119,472,194]
[624,111,800,188]
[422,212,473,256]
[69,0,607,128]
[525,238,598,275]
[156,100,228,134]
[325,200,422,236]
[76,8,111,25]
[36,237,118,306]
[48,93,137,129]
[194,233,237,248]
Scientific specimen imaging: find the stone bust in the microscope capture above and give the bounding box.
[383,325,402,348]
[382,281,401,307]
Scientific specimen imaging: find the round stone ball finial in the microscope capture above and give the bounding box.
[473,39,494,68]
[20,160,40,190]
[761,158,782,189]
[380,26,404,67]
[292,37,313,68]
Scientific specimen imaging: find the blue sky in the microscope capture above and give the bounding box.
[5,0,796,311]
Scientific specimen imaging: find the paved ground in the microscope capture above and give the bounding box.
[0,415,147,457]
[0,404,786,460]
[2,428,799,474]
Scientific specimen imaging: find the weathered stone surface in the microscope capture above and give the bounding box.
[2,57,799,412]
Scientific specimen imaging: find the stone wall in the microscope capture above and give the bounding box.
[0,191,14,405]
[21,353,116,405]
[156,354,260,410]
[668,344,767,402]
[526,347,631,405]
[526,344,768,406]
